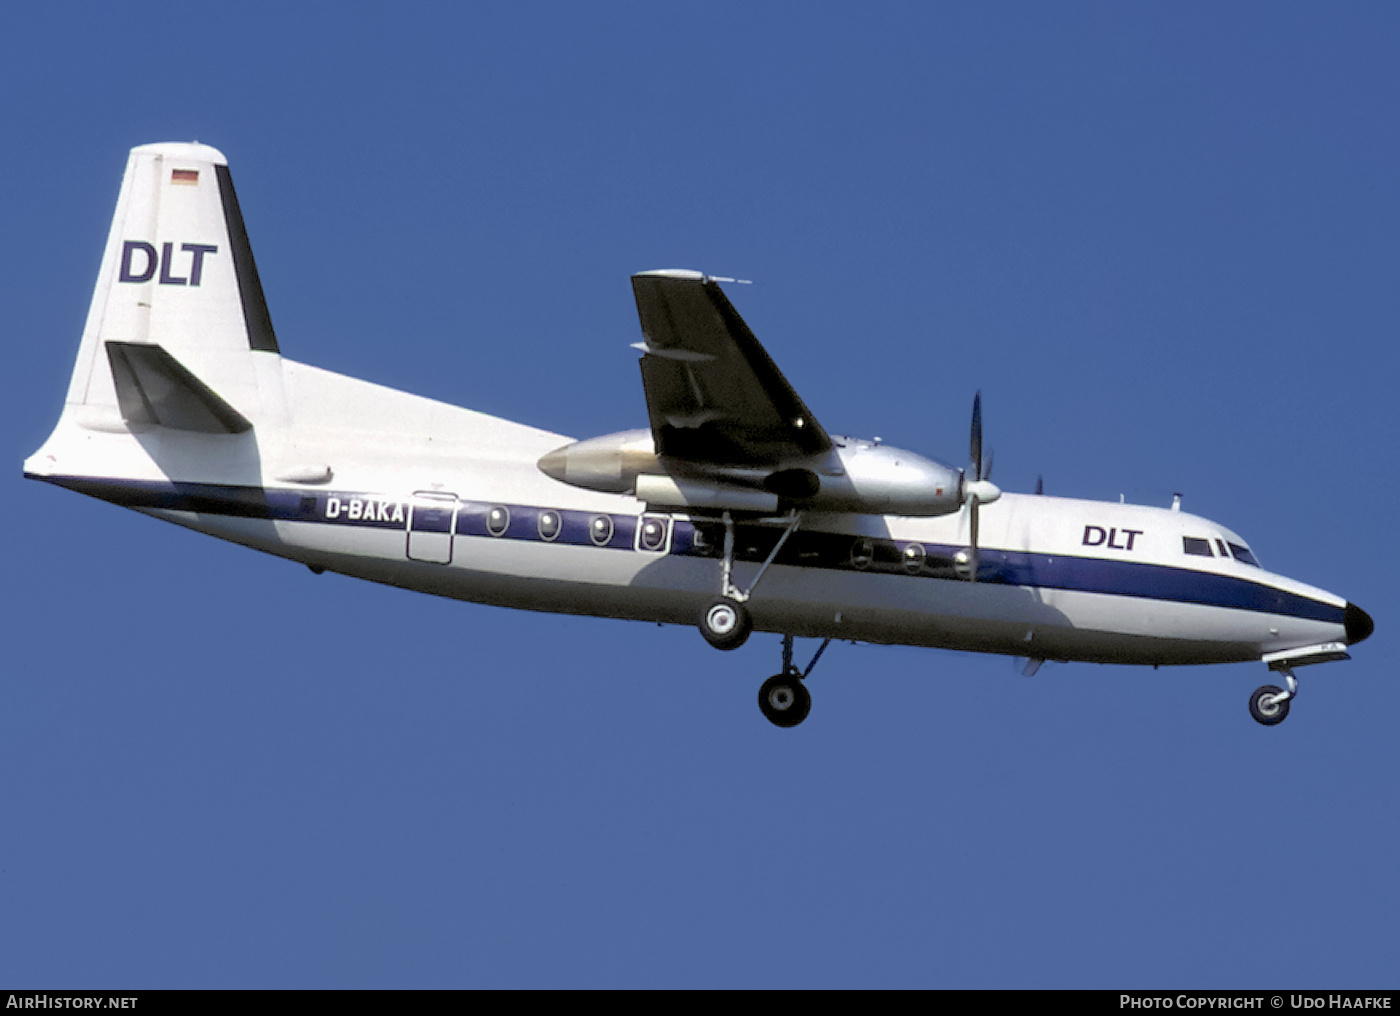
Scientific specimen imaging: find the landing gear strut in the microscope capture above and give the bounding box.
[694,510,802,652]
[1249,667,1297,726]
[757,633,831,728]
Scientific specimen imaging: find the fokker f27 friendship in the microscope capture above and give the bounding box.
[24,143,1373,727]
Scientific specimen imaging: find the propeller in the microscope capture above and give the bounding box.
[959,391,1002,580]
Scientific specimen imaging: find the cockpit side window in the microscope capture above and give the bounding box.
[1228,542,1260,567]
[1215,539,1231,558]
[1183,537,1213,557]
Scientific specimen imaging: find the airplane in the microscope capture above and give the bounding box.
[23,142,1373,728]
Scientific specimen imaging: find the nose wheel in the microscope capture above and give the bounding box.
[1249,685,1290,725]
[1249,667,1298,726]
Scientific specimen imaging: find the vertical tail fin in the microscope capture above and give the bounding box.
[64,142,284,433]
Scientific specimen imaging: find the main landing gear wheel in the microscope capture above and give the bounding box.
[700,596,752,651]
[759,672,811,728]
[697,510,801,652]
[1249,684,1291,726]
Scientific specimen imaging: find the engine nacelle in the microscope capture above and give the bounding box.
[538,431,977,517]
[536,429,658,494]
[634,474,779,512]
[815,438,966,516]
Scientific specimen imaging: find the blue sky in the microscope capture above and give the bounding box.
[3,2,1397,988]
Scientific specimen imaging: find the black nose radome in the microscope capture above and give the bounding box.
[1345,602,1374,645]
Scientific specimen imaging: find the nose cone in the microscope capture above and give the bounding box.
[1345,602,1374,645]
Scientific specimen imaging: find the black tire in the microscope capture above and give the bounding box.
[1249,684,1291,726]
[758,672,811,727]
[699,597,752,651]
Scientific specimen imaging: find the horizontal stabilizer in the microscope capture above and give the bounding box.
[105,341,252,433]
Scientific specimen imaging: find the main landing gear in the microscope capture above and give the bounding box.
[700,597,751,650]
[759,672,809,727]
[1249,667,1298,726]
[696,510,802,652]
[692,510,832,726]
[757,634,832,727]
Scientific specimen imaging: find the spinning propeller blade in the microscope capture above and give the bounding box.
[960,391,1001,581]
[970,391,983,481]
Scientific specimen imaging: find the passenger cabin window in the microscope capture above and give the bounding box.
[589,514,613,547]
[1183,537,1213,557]
[1228,542,1260,567]
[637,515,670,553]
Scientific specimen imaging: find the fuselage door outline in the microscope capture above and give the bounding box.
[407,491,459,564]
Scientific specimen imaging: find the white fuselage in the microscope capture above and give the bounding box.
[25,356,1352,668]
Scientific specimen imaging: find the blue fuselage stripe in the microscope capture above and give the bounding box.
[35,475,1344,626]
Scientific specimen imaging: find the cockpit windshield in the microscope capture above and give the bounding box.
[1227,542,1260,567]
[1182,535,1261,567]
[1183,537,1213,557]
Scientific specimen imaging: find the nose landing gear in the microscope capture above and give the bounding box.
[1249,666,1298,726]
[1249,683,1291,725]
[1252,642,1356,726]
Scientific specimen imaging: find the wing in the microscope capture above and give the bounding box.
[631,270,832,467]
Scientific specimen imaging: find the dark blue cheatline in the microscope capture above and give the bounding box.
[30,474,1345,627]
